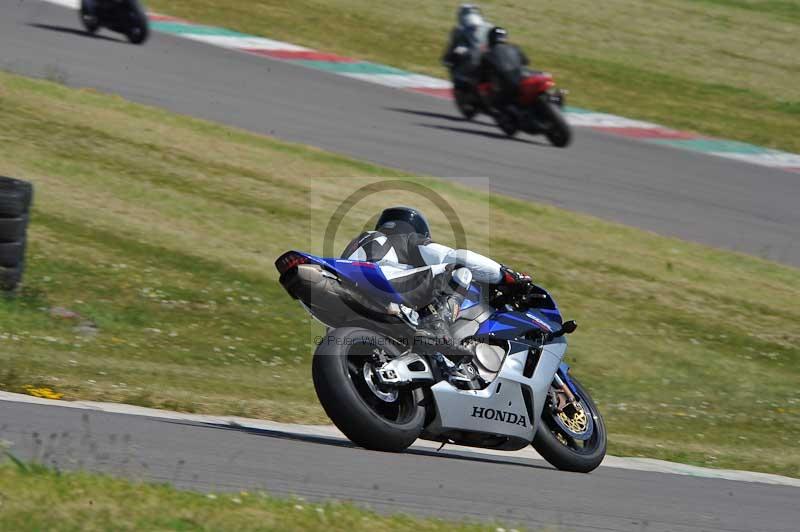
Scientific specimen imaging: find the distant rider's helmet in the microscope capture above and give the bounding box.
[462,12,484,30]
[488,26,508,47]
[375,207,431,238]
[457,4,482,25]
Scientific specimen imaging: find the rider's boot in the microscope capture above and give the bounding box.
[414,267,472,357]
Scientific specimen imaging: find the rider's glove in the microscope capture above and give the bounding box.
[500,265,532,287]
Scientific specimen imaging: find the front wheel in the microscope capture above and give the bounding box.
[126,11,149,44]
[312,327,426,452]
[532,375,606,472]
[534,97,572,148]
[79,2,100,34]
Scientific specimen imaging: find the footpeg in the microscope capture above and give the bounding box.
[374,353,434,387]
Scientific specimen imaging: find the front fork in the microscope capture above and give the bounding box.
[552,362,579,410]
[549,88,568,108]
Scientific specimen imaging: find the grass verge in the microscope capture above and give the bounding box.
[145,0,800,153]
[0,70,798,477]
[0,460,507,531]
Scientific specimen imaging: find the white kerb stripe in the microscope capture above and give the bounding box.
[343,74,452,89]
[42,0,80,8]
[179,35,311,51]
[712,152,800,168]
[566,112,662,129]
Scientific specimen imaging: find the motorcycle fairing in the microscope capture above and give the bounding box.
[424,337,568,448]
[519,73,555,105]
[467,281,562,340]
[321,258,404,304]
[460,283,482,310]
[291,252,404,304]
[476,309,561,339]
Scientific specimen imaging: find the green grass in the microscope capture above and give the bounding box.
[0,461,509,531]
[144,0,800,153]
[0,71,799,477]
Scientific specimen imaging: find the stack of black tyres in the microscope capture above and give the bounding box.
[0,177,33,292]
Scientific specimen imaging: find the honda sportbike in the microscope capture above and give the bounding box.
[453,68,571,147]
[276,251,606,472]
[79,0,149,44]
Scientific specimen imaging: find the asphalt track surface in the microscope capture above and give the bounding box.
[4,1,800,266]
[3,399,800,532]
[2,3,799,531]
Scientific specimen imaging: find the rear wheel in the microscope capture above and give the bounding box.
[454,88,478,121]
[532,375,606,472]
[312,327,426,452]
[495,109,519,137]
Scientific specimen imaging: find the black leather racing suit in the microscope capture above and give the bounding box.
[479,43,530,109]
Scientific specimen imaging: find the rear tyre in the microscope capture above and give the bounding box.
[532,376,606,473]
[454,89,478,121]
[312,327,426,452]
[535,98,572,148]
[495,109,519,137]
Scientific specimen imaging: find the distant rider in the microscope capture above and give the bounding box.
[340,206,531,350]
[479,27,529,113]
[442,4,492,88]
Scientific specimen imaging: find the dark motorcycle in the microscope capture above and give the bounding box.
[453,69,571,148]
[79,0,149,45]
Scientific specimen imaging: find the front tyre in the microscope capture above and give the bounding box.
[79,1,100,34]
[126,10,149,44]
[534,97,572,148]
[532,376,606,473]
[312,327,426,452]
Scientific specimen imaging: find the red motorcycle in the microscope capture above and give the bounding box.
[453,69,571,148]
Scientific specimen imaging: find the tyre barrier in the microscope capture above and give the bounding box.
[0,177,33,292]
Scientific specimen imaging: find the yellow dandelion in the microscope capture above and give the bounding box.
[23,385,64,400]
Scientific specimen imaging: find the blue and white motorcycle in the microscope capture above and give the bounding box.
[276,251,607,472]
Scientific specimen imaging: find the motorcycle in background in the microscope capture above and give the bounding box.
[448,48,571,147]
[456,69,571,147]
[79,0,149,45]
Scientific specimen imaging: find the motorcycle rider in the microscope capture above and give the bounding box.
[442,4,492,88]
[479,27,529,115]
[340,206,531,352]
